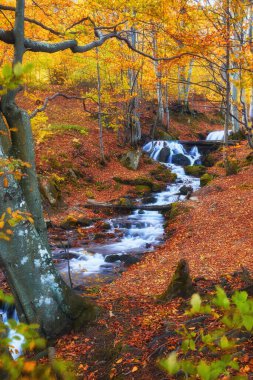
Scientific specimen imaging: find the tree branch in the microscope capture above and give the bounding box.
[0,28,118,53]
[30,93,98,118]
[0,5,62,36]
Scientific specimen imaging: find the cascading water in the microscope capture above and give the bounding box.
[54,140,201,287]
[206,130,232,141]
[0,304,24,359]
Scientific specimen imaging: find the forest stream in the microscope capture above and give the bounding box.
[53,140,202,288]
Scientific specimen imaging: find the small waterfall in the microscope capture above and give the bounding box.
[206,130,232,141]
[0,304,24,359]
[143,140,201,166]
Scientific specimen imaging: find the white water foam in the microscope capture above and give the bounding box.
[206,130,232,141]
[0,307,24,359]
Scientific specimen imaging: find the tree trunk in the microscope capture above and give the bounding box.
[164,81,170,131]
[0,146,96,337]
[96,47,105,163]
[153,34,164,124]
[1,96,49,251]
[183,59,194,112]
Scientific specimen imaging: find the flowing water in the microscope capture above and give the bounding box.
[206,130,232,141]
[0,304,24,359]
[55,140,202,287]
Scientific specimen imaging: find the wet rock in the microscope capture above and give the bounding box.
[56,240,73,249]
[120,149,142,170]
[138,210,145,214]
[101,222,111,230]
[172,153,191,166]
[105,255,121,263]
[142,196,157,204]
[105,254,139,265]
[158,146,171,163]
[60,215,95,229]
[179,185,193,196]
[121,255,139,265]
[54,251,79,260]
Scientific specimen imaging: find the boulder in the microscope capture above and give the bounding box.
[158,146,171,163]
[172,153,191,166]
[158,259,194,302]
[105,254,121,263]
[179,185,193,196]
[120,150,142,170]
[39,177,61,207]
[105,254,139,265]
[60,215,95,229]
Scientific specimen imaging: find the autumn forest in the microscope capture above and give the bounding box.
[1,0,253,379]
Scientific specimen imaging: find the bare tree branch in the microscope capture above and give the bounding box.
[30,92,98,118]
[0,5,62,36]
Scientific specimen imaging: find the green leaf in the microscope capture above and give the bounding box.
[22,62,33,74]
[242,315,253,331]
[190,293,202,312]
[2,64,12,79]
[197,361,210,380]
[160,352,179,375]
[13,63,23,77]
[220,335,230,349]
[213,287,230,309]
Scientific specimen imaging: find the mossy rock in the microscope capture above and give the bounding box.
[201,153,217,167]
[39,176,62,207]
[152,183,165,192]
[184,165,206,177]
[135,185,152,194]
[158,259,194,302]
[117,197,133,207]
[113,176,153,187]
[154,129,177,140]
[246,152,253,164]
[200,173,214,187]
[150,166,177,183]
[120,150,142,170]
[226,159,240,175]
[60,215,94,229]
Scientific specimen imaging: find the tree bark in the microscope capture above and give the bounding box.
[0,148,96,337]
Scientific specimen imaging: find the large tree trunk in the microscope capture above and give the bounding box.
[1,95,49,251]
[0,142,96,337]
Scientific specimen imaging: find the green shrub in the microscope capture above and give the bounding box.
[160,287,253,379]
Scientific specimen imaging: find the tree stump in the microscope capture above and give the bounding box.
[158,259,194,302]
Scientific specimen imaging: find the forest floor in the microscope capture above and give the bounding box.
[5,89,253,378]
